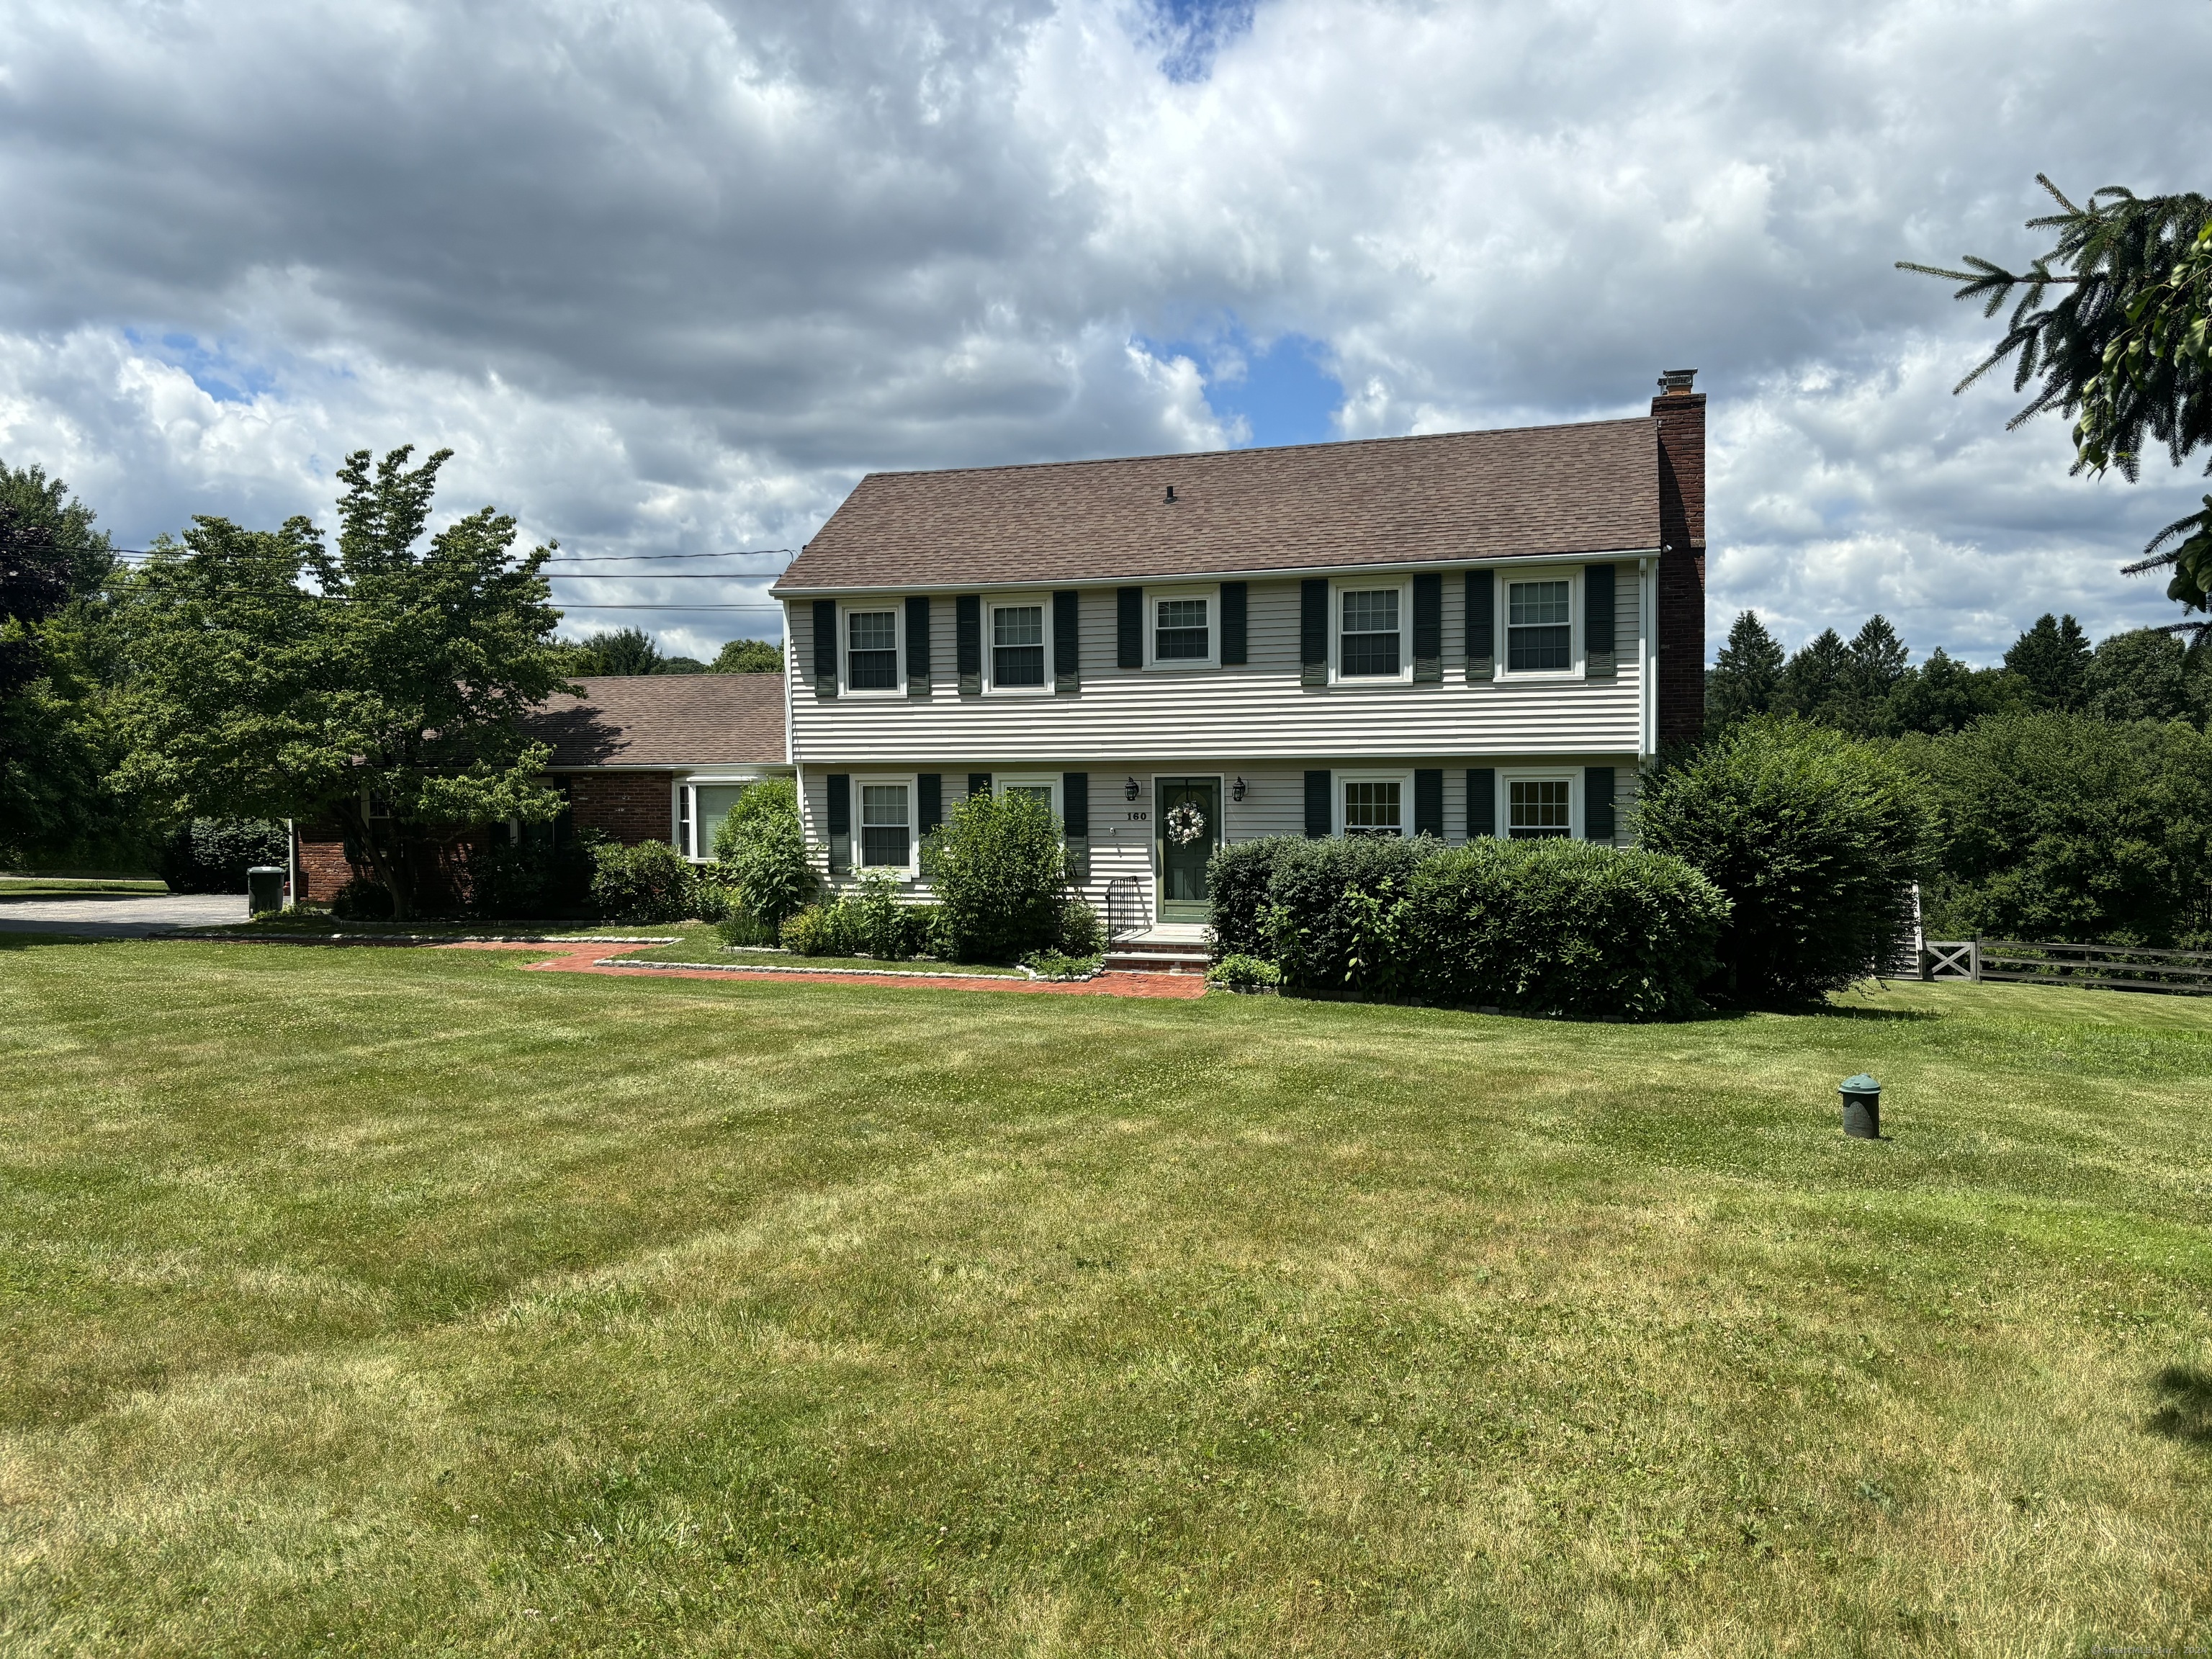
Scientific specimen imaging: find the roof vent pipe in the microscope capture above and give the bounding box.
[1164,485,1177,503]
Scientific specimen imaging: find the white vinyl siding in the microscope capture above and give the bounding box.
[788,569,1645,765]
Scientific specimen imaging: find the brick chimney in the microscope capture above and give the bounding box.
[1651,369,1706,747]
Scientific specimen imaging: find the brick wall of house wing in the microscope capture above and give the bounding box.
[772,374,1702,897]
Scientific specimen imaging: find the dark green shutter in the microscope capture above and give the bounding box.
[1053,590,1080,693]
[956,595,981,694]
[1415,768,1443,837]
[1585,766,1616,842]
[1468,768,1496,837]
[967,773,991,800]
[1304,770,1332,837]
[1221,581,1247,665]
[1300,580,1328,687]
[1413,573,1442,682]
[917,773,943,837]
[905,595,931,697]
[1063,771,1089,882]
[827,773,851,873]
[812,599,838,697]
[1465,570,1493,682]
[1586,564,1617,680]
[1117,587,1142,668]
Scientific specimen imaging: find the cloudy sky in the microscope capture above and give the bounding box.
[3,0,2208,663]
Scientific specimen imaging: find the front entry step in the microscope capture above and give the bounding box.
[1104,925,1213,975]
[1102,949,1211,974]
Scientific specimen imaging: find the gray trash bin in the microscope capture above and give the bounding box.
[247,865,286,916]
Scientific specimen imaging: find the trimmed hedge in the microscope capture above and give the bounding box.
[1207,835,1729,1021]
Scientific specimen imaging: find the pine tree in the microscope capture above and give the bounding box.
[1777,629,1853,728]
[1846,616,1911,700]
[1704,611,1784,736]
[2003,613,2092,711]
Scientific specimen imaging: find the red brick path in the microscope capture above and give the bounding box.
[442,940,1210,998]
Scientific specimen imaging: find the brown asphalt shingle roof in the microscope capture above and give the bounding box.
[524,674,786,768]
[775,416,1662,592]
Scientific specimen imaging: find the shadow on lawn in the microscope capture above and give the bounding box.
[2147,1365,2212,1447]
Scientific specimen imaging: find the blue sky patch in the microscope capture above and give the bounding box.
[1147,0,1258,83]
[125,328,279,405]
[1148,325,1343,449]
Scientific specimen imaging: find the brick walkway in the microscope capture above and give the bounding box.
[442,940,1210,999]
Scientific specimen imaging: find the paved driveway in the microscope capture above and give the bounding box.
[0,894,249,938]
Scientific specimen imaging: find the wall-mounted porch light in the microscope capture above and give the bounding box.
[1124,776,1141,801]
[1232,776,1247,801]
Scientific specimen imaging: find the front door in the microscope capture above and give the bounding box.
[1155,776,1220,924]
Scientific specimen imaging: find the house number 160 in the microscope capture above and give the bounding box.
[1126,811,1148,821]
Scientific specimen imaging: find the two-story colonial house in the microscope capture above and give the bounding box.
[770,370,1707,939]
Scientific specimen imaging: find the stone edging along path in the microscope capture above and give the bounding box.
[443,940,1210,999]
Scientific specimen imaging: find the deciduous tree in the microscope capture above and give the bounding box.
[113,446,571,920]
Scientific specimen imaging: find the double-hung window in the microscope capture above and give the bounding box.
[1343,777,1404,837]
[991,602,1046,688]
[1506,579,1574,673]
[993,774,1061,819]
[845,608,899,691]
[1507,778,1573,839]
[1154,595,1209,661]
[1338,587,1404,679]
[859,781,914,868]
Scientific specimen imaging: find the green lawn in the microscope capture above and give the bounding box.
[3,937,2210,1654]
[0,876,168,897]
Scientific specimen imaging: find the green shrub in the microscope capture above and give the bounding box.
[1897,711,2212,946]
[1208,953,1281,993]
[1637,719,1935,1006]
[328,876,395,922]
[712,778,819,930]
[1211,835,1726,1020]
[850,870,912,960]
[921,790,1065,961]
[1254,835,1433,994]
[589,839,696,925]
[158,818,287,894]
[782,899,866,957]
[714,907,778,948]
[1206,837,1300,957]
[1057,894,1105,956]
[464,829,595,920]
[1020,948,1102,981]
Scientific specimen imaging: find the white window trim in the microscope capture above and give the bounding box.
[1143,583,1219,671]
[853,772,921,875]
[981,595,1052,696]
[992,773,1062,819]
[1498,767,1583,842]
[1334,768,1415,838]
[1496,566,1583,683]
[675,773,774,862]
[1329,577,1414,686]
[838,601,904,697]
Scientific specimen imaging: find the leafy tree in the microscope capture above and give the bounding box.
[112,446,570,920]
[1902,179,2212,617]
[0,462,117,863]
[660,655,708,675]
[1881,647,2022,736]
[2002,612,2092,711]
[2082,627,2192,724]
[1776,629,1855,730]
[1901,713,2212,945]
[1636,720,1936,1007]
[562,626,664,675]
[714,637,784,674]
[921,789,1065,961]
[1705,611,1783,736]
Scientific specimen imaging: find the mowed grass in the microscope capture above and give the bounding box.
[2,938,2211,1655]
